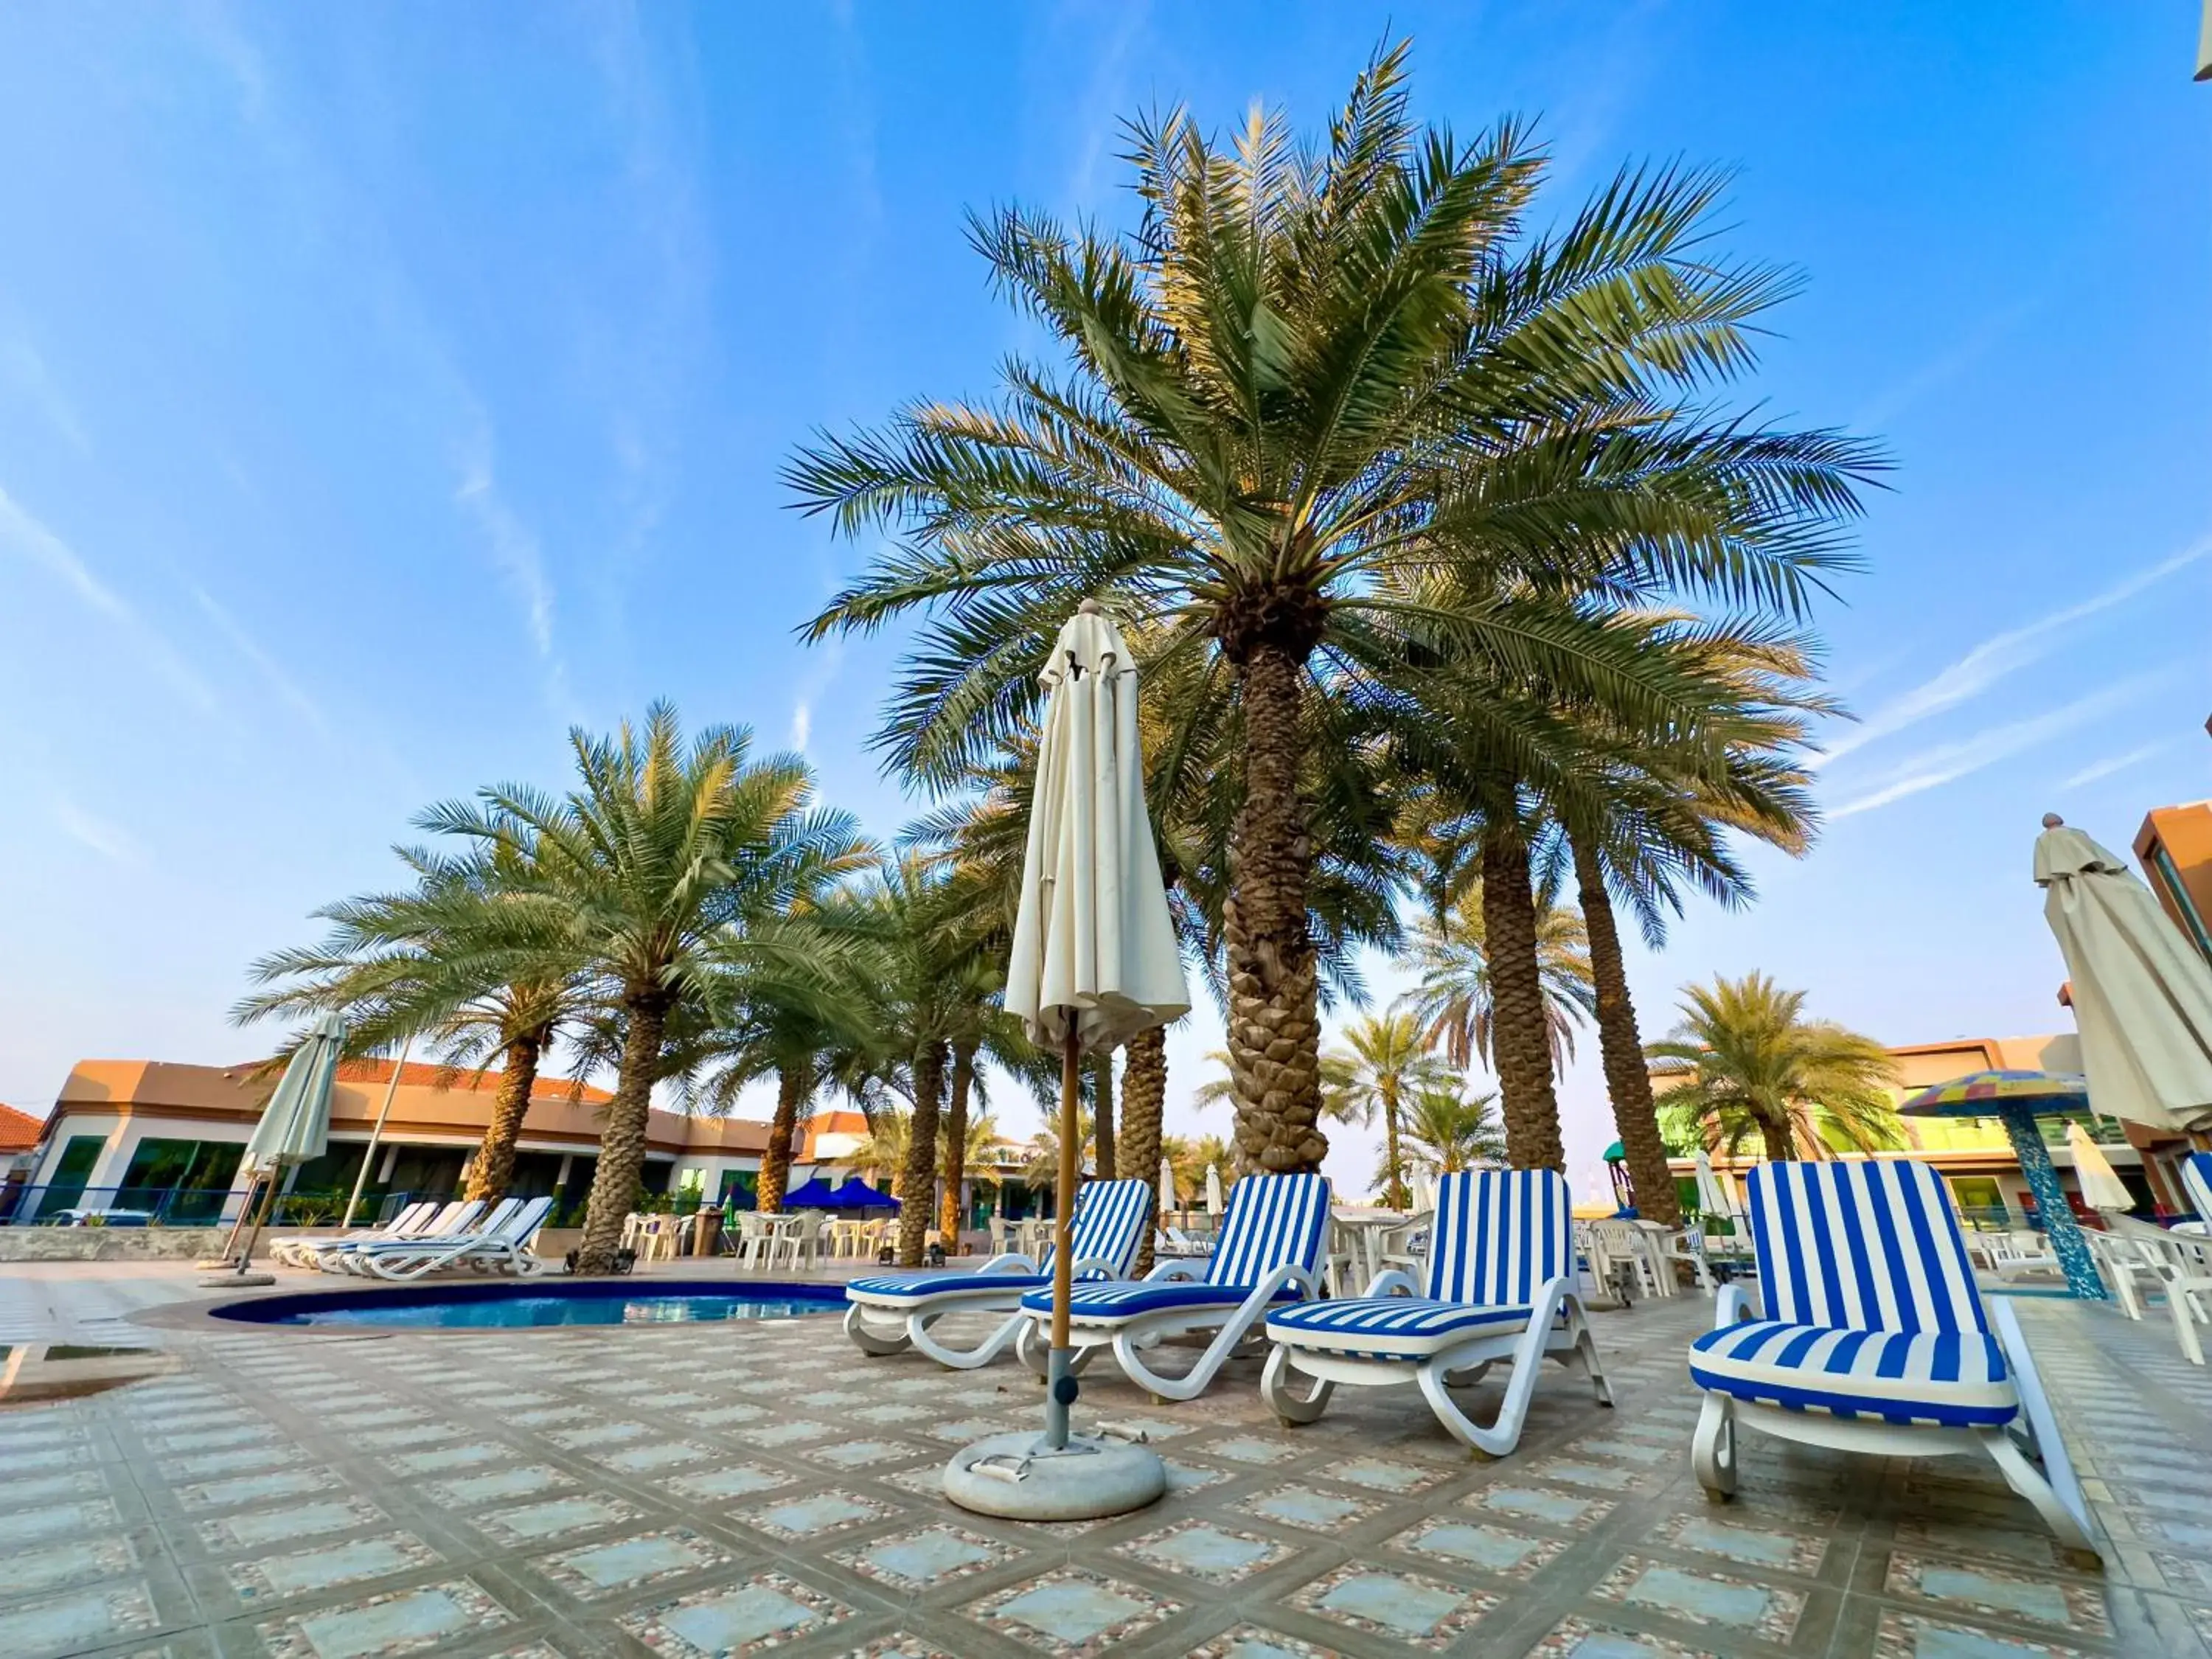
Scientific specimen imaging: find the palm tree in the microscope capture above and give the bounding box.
[1320,1012,1455,1209]
[425,703,869,1274]
[790,42,1878,1177]
[1646,973,1902,1162]
[846,1106,913,1195]
[1402,1085,1508,1175]
[1403,882,1596,1077]
[1559,623,1831,1223]
[235,836,589,1207]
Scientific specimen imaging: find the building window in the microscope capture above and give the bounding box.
[39,1134,106,1217]
[2150,844,2212,962]
[120,1138,244,1194]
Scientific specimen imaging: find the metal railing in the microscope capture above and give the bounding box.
[0,1185,434,1228]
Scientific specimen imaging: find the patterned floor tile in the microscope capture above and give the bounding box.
[177,1468,338,1512]
[533,1526,735,1598]
[667,1463,794,1503]
[1232,1482,1382,1533]
[620,1572,852,1655]
[832,1634,957,1658]
[0,1582,160,1659]
[1183,1626,1346,1659]
[961,1568,1182,1655]
[384,1441,510,1475]
[476,1492,644,1546]
[1870,1609,2098,1658]
[1388,1517,1566,1579]
[1285,1562,1498,1651]
[1205,1434,1304,1466]
[596,1439,716,1473]
[686,1402,768,1427]
[257,1577,515,1659]
[1882,1551,2109,1638]
[10,1537,136,1599]
[1653,1512,1828,1574]
[1592,1555,1805,1641]
[831,1523,1022,1591]
[198,1498,388,1551]
[1114,1519,1295,1585]
[745,1489,896,1541]
[227,1531,442,1602]
[1528,1615,1723,1657]
[547,1420,652,1450]
[1463,1484,1615,1528]
[1322,1454,1455,1494]
[0,1498,122,1546]
[918,1416,1009,1444]
[424,1464,572,1507]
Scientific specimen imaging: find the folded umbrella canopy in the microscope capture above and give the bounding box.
[208,1011,345,1279]
[2037,815,2212,1134]
[947,601,1189,1521]
[2065,1121,2135,1214]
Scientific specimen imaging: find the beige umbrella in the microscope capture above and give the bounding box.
[1157,1155,1178,1220]
[1205,1163,1223,1217]
[2065,1121,2135,1213]
[948,601,1188,1518]
[2037,815,2212,1133]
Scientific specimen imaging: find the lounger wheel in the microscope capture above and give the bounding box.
[844,1304,912,1357]
[1691,1391,1737,1501]
[1259,1346,1335,1426]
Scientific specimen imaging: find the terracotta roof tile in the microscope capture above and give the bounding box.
[228,1057,613,1106]
[0,1102,44,1152]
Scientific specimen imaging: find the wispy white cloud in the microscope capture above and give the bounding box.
[189,586,330,737]
[0,330,88,451]
[1818,535,2212,769]
[1851,295,2039,431]
[790,701,813,753]
[0,484,218,714]
[48,790,146,869]
[453,422,556,661]
[2062,742,2169,790]
[1830,675,2166,819]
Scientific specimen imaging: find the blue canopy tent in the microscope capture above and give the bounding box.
[781,1176,899,1211]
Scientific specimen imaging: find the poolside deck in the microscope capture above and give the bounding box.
[1,1262,2208,1658]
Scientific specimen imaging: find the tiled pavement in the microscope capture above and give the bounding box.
[2,1268,2211,1658]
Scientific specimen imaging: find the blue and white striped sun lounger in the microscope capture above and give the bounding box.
[2180,1152,2212,1232]
[1689,1159,2095,1551]
[842,1178,1154,1368]
[1017,1172,1331,1402]
[358,1195,553,1281]
[308,1200,487,1273]
[1260,1168,1610,1454]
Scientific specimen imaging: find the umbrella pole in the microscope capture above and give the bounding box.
[1044,1026,1081,1450]
[235,1169,283,1273]
[1997,1105,2106,1299]
[213,1171,263,1269]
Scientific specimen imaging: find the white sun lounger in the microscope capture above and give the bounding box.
[272,1200,435,1267]
[1261,1168,1611,1454]
[843,1178,1153,1368]
[310,1200,487,1273]
[1689,1159,2095,1552]
[359,1196,554,1281]
[1015,1172,1332,1402]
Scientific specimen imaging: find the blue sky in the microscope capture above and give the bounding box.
[1,4,2205,1199]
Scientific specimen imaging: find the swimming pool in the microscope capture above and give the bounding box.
[212,1279,848,1330]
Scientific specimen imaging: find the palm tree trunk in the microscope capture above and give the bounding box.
[1093,1054,1116,1179]
[938,1040,975,1244]
[465,1029,543,1203]
[1482,827,1565,1172]
[1759,1114,1795,1163]
[1380,1080,1407,1210]
[576,996,667,1273]
[1224,640,1326,1173]
[1120,1024,1167,1275]
[1572,836,1680,1224]
[758,1060,810,1214]
[896,1040,947,1266]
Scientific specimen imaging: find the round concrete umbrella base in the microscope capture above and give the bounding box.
[942,1432,1166,1520]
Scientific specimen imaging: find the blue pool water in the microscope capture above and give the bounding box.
[213,1279,846,1329]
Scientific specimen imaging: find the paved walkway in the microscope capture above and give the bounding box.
[1,1264,2208,1658]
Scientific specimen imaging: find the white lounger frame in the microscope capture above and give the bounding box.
[357,1197,552,1281]
[272,1200,435,1268]
[1260,1265,1611,1456]
[1691,1281,2096,1554]
[1018,1256,1322,1402]
[842,1248,1124,1368]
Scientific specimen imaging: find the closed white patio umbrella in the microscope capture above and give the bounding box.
[2066,1121,2135,1214]
[2037,815,2212,1134]
[945,602,1189,1521]
[204,1011,345,1284]
[1205,1163,1223,1217]
[1157,1155,1178,1221]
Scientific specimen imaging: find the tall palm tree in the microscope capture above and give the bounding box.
[425,703,869,1274]
[1646,973,1902,1162]
[1320,1012,1456,1209]
[1402,1085,1509,1174]
[1403,882,1596,1077]
[234,836,589,1206]
[790,42,1877,1176]
[846,1106,913,1196]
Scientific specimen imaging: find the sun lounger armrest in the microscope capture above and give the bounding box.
[979,1252,1037,1273]
[1360,1267,1420,1299]
[1068,1256,1121,1279]
[1142,1259,1206,1282]
[1712,1280,1761,1329]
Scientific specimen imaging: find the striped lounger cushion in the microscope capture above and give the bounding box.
[846,1178,1154,1310]
[1018,1280,1287,1321]
[847,1270,1050,1308]
[1268,1168,1575,1358]
[1689,1321,2016,1427]
[1693,1160,2021,1428]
